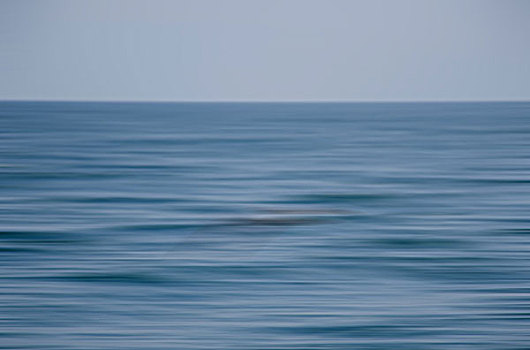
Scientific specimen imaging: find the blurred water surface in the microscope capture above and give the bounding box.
[1,101,530,349]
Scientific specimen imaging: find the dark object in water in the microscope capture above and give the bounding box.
[226,208,354,226]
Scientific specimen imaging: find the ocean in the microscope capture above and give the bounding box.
[1,101,530,349]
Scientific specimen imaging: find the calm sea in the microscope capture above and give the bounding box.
[1,101,530,349]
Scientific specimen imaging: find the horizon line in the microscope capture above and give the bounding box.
[1,99,529,104]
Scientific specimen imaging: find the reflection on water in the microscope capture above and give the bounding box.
[1,101,530,349]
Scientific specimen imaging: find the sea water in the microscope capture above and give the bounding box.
[1,101,530,349]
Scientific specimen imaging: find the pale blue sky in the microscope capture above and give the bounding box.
[1,0,529,101]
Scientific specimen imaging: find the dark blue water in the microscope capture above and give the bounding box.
[1,101,530,349]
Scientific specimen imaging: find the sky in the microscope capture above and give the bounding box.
[1,0,529,101]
